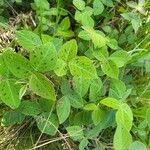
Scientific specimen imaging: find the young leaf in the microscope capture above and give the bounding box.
[36,113,59,136]
[66,126,84,141]
[30,42,57,72]
[83,103,98,111]
[73,0,85,11]
[59,39,77,62]
[128,141,147,150]
[109,50,129,67]
[100,97,121,109]
[19,84,28,100]
[0,80,21,109]
[1,111,25,127]
[73,76,90,97]
[56,96,71,124]
[114,125,132,150]
[17,101,41,116]
[29,73,56,101]
[69,56,97,79]
[3,51,34,78]
[16,30,42,51]
[93,0,104,15]
[101,59,119,79]
[59,17,70,30]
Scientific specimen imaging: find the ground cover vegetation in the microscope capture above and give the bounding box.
[0,0,150,149]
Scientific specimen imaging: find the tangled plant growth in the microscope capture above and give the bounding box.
[0,0,150,149]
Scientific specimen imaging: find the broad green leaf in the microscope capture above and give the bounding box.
[69,56,97,79]
[0,80,21,109]
[84,103,98,111]
[73,0,85,11]
[59,17,70,30]
[17,101,41,116]
[59,39,77,62]
[56,96,70,124]
[30,42,57,72]
[29,73,56,101]
[114,125,132,150]
[107,38,118,50]
[92,109,105,125]
[3,51,33,78]
[109,50,129,67]
[101,59,119,79]
[79,138,89,150]
[101,0,113,7]
[66,126,84,141]
[93,0,104,15]
[61,79,73,95]
[89,78,103,102]
[146,108,150,128]
[129,141,147,150]
[78,30,90,41]
[1,111,25,127]
[54,59,67,76]
[100,97,121,109]
[116,103,133,131]
[73,76,90,97]
[0,54,8,76]
[83,28,107,48]
[33,0,49,11]
[36,113,59,136]
[16,30,42,51]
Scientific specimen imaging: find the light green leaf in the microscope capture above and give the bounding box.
[66,126,84,141]
[3,51,33,78]
[56,96,71,124]
[114,125,132,150]
[100,97,121,109]
[0,54,8,76]
[101,59,119,79]
[29,73,56,101]
[30,42,57,72]
[73,76,90,97]
[1,111,25,127]
[16,30,42,51]
[146,108,150,128]
[59,39,77,62]
[79,138,89,150]
[84,103,98,111]
[19,85,28,100]
[17,101,41,116]
[0,80,21,109]
[36,113,59,136]
[59,17,70,30]
[89,78,103,102]
[101,0,113,7]
[116,103,133,131]
[109,50,129,67]
[129,141,147,150]
[54,59,67,76]
[78,30,90,41]
[69,56,97,79]
[73,0,85,11]
[93,0,104,15]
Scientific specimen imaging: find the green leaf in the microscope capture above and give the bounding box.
[54,59,67,76]
[69,56,97,79]
[79,138,88,150]
[73,76,90,97]
[93,0,104,15]
[101,59,119,79]
[129,141,147,150]
[30,42,57,72]
[0,54,8,76]
[92,109,105,125]
[19,85,28,100]
[84,103,98,111]
[116,103,133,131]
[59,39,77,62]
[0,80,21,109]
[101,0,113,7]
[56,96,71,124]
[3,51,33,78]
[73,0,85,11]
[146,108,150,128]
[16,30,42,51]
[17,101,41,116]
[78,30,90,41]
[1,111,25,127]
[66,126,84,141]
[59,17,70,30]
[29,73,56,101]
[109,50,129,67]
[89,78,103,102]
[114,125,132,150]
[100,97,121,109]
[36,113,59,136]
